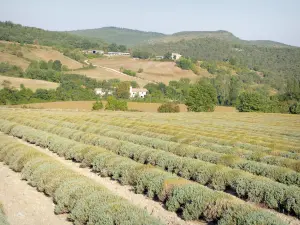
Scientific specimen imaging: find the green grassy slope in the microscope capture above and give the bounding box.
[0,21,106,49]
[69,27,165,46]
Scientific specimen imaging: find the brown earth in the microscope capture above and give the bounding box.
[0,52,30,70]
[0,162,70,225]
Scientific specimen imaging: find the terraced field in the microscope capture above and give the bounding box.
[0,108,299,225]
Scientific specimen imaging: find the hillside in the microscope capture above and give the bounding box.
[69,27,165,46]
[0,75,59,91]
[0,21,106,49]
[0,41,83,70]
[90,57,209,84]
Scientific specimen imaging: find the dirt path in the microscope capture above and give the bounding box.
[0,163,70,225]
[14,136,203,225]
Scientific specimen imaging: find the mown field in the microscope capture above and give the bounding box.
[0,108,299,225]
[11,101,237,113]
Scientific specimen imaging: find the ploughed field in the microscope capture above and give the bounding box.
[0,108,300,225]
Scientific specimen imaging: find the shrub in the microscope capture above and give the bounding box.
[123,69,136,77]
[92,100,103,111]
[289,102,300,114]
[157,103,180,113]
[105,96,128,111]
[137,68,143,73]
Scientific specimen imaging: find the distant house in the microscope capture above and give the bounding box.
[106,52,130,56]
[171,53,182,60]
[130,86,148,98]
[94,88,113,96]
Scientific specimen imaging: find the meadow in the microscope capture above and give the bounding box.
[0,108,299,225]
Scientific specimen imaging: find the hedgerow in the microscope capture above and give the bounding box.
[0,124,288,224]
[0,134,162,225]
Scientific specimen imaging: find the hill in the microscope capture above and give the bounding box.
[69,27,165,46]
[0,41,83,70]
[0,21,106,49]
[0,75,59,91]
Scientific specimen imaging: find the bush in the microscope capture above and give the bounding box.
[137,68,143,73]
[92,101,103,111]
[123,69,136,77]
[236,92,270,112]
[157,103,180,113]
[289,102,300,114]
[105,96,128,111]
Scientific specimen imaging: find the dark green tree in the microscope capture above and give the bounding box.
[185,80,217,112]
[52,60,62,71]
[116,82,130,99]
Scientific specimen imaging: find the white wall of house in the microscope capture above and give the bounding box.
[94,88,113,96]
[171,53,182,60]
[130,86,148,98]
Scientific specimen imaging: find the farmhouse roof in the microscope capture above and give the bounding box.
[132,88,148,92]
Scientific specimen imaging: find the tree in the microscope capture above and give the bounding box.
[105,96,128,111]
[289,102,300,114]
[116,82,130,99]
[185,80,217,112]
[158,103,180,113]
[92,100,104,110]
[163,52,172,60]
[236,92,269,112]
[108,43,119,52]
[118,45,127,52]
[52,60,62,71]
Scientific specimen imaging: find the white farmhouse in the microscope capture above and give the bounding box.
[171,53,182,60]
[94,88,113,96]
[130,86,148,98]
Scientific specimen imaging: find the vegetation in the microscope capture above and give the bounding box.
[132,50,153,59]
[0,112,297,224]
[105,96,128,111]
[116,82,130,99]
[0,202,9,225]
[120,67,136,77]
[290,102,300,114]
[185,80,217,112]
[0,62,23,76]
[236,92,270,112]
[107,43,127,52]
[69,27,165,46]
[0,134,162,225]
[0,21,106,49]
[92,100,104,110]
[157,103,180,113]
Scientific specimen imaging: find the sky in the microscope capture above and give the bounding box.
[1,0,300,46]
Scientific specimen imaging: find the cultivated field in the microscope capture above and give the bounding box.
[11,101,237,113]
[90,57,211,84]
[0,52,30,70]
[0,108,299,225]
[0,75,59,90]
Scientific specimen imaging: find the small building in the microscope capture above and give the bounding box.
[171,53,182,60]
[83,50,104,54]
[130,86,148,98]
[106,52,130,56]
[155,56,164,60]
[94,88,113,96]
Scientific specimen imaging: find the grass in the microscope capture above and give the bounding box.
[0,75,59,90]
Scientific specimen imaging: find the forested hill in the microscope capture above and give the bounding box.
[69,27,165,46]
[135,37,300,87]
[0,21,106,49]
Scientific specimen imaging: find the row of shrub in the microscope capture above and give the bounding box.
[0,122,288,224]
[13,113,300,184]
[0,202,9,225]
[0,134,162,225]
[98,117,300,160]
[1,116,299,217]
[3,111,299,173]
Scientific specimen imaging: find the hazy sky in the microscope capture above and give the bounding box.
[1,0,299,46]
